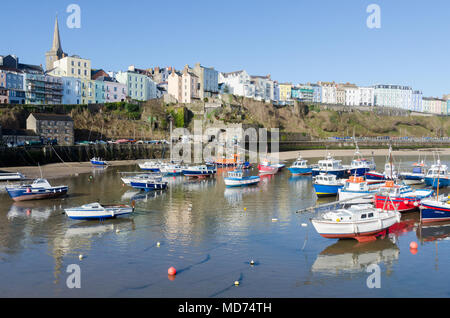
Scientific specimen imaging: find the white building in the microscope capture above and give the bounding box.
[218,70,255,98]
[318,82,337,104]
[373,84,413,110]
[359,87,374,106]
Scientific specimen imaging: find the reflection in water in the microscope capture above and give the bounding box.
[224,186,260,206]
[288,175,314,200]
[7,202,61,221]
[312,238,400,274]
[417,221,450,242]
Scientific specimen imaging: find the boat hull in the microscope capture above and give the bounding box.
[288,167,312,175]
[91,160,108,166]
[182,170,216,177]
[374,193,433,213]
[347,167,371,177]
[258,165,278,175]
[6,186,68,202]
[65,208,133,220]
[312,214,400,241]
[224,176,260,187]
[130,181,168,191]
[424,177,450,189]
[312,169,347,178]
[420,202,450,223]
[313,184,344,197]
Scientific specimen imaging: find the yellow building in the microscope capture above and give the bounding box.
[49,55,91,80]
[279,83,292,101]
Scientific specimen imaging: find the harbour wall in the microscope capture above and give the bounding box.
[0,143,168,167]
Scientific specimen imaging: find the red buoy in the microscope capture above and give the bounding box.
[168,267,176,276]
[410,241,418,249]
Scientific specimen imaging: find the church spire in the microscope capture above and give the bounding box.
[52,15,63,55]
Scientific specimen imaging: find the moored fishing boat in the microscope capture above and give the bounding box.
[399,161,427,185]
[257,160,279,175]
[130,179,168,191]
[420,196,450,224]
[338,176,382,204]
[374,181,434,213]
[159,163,185,176]
[182,165,217,177]
[364,146,396,183]
[288,155,312,175]
[138,160,163,172]
[6,178,68,202]
[64,202,135,220]
[312,153,348,178]
[342,145,376,177]
[424,161,449,189]
[90,157,108,166]
[313,173,345,197]
[121,173,163,185]
[311,204,401,242]
[224,169,260,187]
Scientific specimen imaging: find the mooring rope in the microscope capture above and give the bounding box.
[51,145,71,167]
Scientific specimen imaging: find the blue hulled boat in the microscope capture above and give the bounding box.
[130,179,168,191]
[90,157,108,166]
[343,145,376,177]
[224,169,260,187]
[312,173,345,197]
[182,165,217,177]
[420,196,450,223]
[312,153,348,179]
[288,155,312,175]
[6,178,68,202]
[399,161,426,185]
[424,161,450,189]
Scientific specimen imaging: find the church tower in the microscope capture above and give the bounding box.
[45,16,66,71]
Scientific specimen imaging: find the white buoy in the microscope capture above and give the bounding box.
[250,260,255,265]
[301,223,308,227]
[272,218,278,222]
[156,242,161,247]
[116,229,120,233]
[234,281,240,286]
[79,254,84,260]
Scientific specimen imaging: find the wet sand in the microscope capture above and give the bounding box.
[0,160,138,180]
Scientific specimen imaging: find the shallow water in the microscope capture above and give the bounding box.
[0,155,449,298]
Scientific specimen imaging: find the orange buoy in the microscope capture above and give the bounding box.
[410,241,418,249]
[168,267,176,276]
[410,248,418,255]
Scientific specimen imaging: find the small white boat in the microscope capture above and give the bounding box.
[138,160,163,172]
[0,172,26,181]
[311,204,401,242]
[121,173,163,185]
[64,202,135,220]
[224,169,260,187]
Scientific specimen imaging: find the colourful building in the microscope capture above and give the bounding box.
[278,83,292,102]
[115,66,157,101]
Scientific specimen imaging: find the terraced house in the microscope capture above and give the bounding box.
[26,113,74,145]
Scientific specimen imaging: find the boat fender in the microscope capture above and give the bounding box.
[404,200,408,205]
[336,218,340,222]
[26,188,31,193]
[413,202,419,207]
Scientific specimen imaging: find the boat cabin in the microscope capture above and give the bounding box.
[317,155,343,170]
[322,204,378,222]
[426,164,448,177]
[227,170,244,179]
[314,173,338,184]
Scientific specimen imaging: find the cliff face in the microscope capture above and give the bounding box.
[0,97,449,141]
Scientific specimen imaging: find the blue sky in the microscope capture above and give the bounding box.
[1,0,449,97]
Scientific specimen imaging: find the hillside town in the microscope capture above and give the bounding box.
[0,17,449,116]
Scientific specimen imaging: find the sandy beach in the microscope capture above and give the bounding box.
[0,160,139,180]
[1,147,450,179]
